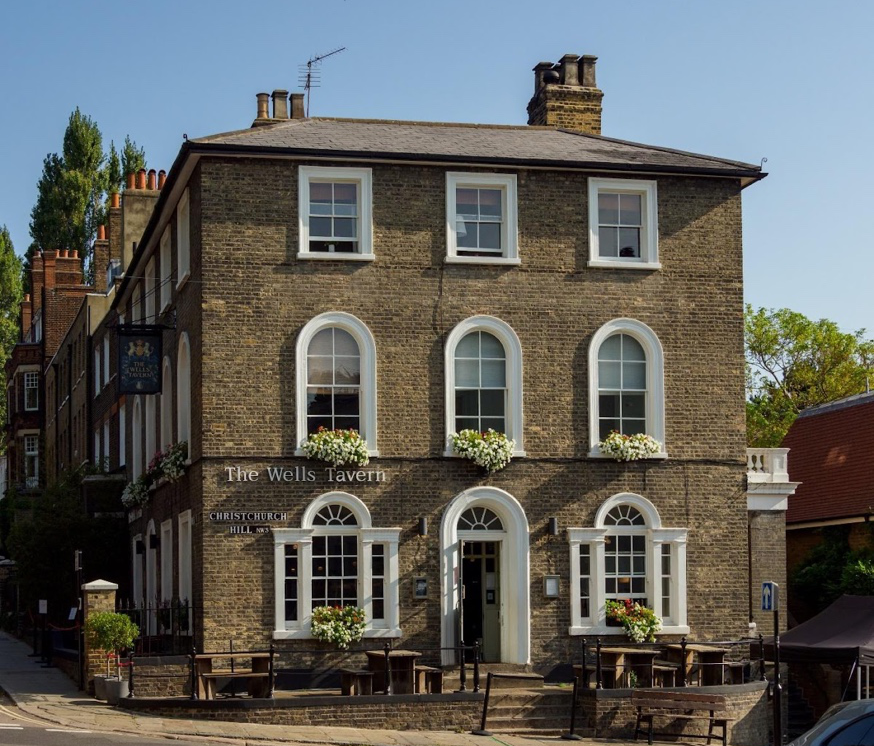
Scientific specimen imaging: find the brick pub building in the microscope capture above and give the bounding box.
[21,53,793,673]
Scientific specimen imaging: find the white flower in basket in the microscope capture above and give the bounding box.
[301,427,370,468]
[450,429,515,473]
[121,478,150,509]
[599,431,662,461]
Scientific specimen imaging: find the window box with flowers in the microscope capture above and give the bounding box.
[450,429,515,473]
[605,599,662,643]
[310,605,366,649]
[301,427,370,468]
[598,431,662,461]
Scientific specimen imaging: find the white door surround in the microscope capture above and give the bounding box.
[440,486,530,665]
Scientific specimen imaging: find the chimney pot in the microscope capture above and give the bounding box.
[136,169,147,189]
[98,225,105,240]
[533,61,554,94]
[24,293,30,302]
[61,249,69,258]
[256,92,270,119]
[126,173,136,190]
[559,54,580,86]
[290,92,305,119]
[71,249,79,259]
[111,192,120,208]
[158,170,167,189]
[272,89,289,119]
[147,169,157,190]
[580,55,598,88]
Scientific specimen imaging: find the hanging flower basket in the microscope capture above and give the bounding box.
[450,429,515,473]
[160,441,189,482]
[121,477,150,509]
[606,599,662,643]
[310,605,366,649]
[301,427,370,468]
[598,431,662,461]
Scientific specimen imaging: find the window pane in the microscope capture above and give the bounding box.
[599,335,622,360]
[481,416,505,432]
[598,193,619,224]
[631,578,646,593]
[478,222,501,250]
[479,189,502,217]
[619,194,641,225]
[309,329,333,355]
[623,419,646,436]
[310,182,333,212]
[623,336,645,361]
[481,359,505,387]
[457,417,479,431]
[455,359,479,387]
[599,419,620,439]
[599,227,618,257]
[307,356,333,385]
[456,333,479,357]
[456,188,478,219]
[333,329,358,356]
[599,361,621,388]
[480,333,504,358]
[333,183,357,213]
[333,390,359,416]
[306,392,332,415]
[456,389,479,416]
[480,389,505,417]
[310,217,332,237]
[333,218,356,238]
[618,536,631,552]
[599,394,620,417]
[458,223,478,248]
[618,556,631,573]
[618,228,640,258]
[623,394,646,419]
[632,536,645,551]
[623,361,646,389]
[334,357,361,385]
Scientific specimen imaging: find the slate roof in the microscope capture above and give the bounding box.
[783,391,874,524]
[190,118,764,180]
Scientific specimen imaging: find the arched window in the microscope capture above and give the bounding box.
[444,316,524,455]
[160,358,173,450]
[296,313,377,453]
[177,333,191,446]
[568,493,687,637]
[588,319,665,455]
[273,492,400,640]
[145,396,156,470]
[132,397,143,479]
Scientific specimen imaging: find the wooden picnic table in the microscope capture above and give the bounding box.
[666,644,730,686]
[364,649,421,694]
[598,646,660,688]
[194,651,272,700]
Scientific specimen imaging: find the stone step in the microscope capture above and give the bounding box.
[444,670,544,690]
[484,715,574,735]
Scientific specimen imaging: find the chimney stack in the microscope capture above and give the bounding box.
[256,92,270,121]
[20,294,32,341]
[272,89,289,119]
[527,53,603,135]
[290,92,305,119]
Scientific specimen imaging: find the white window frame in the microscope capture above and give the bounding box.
[145,258,155,323]
[160,227,172,312]
[298,166,373,261]
[295,313,378,455]
[132,396,143,479]
[94,428,101,465]
[444,315,525,456]
[446,172,519,265]
[568,492,688,637]
[588,318,666,457]
[588,178,660,270]
[160,519,173,603]
[132,533,143,607]
[160,357,173,450]
[177,510,193,622]
[177,333,191,446]
[119,404,126,467]
[272,491,401,640]
[93,348,101,394]
[102,338,110,388]
[24,434,39,488]
[145,395,156,471]
[23,371,39,411]
[177,189,191,287]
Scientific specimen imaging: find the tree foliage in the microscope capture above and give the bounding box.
[0,227,22,449]
[745,305,874,446]
[26,109,146,285]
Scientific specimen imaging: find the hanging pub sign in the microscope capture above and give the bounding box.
[117,325,163,394]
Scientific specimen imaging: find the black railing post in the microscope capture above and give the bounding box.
[472,641,480,692]
[759,633,767,682]
[268,643,275,698]
[561,674,583,740]
[383,640,392,694]
[189,645,198,701]
[581,638,588,690]
[679,636,688,687]
[128,652,135,697]
[472,671,493,736]
[596,638,603,689]
[459,645,468,692]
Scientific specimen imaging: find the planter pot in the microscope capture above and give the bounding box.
[105,676,129,705]
[93,674,110,701]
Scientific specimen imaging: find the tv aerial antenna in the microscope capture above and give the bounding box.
[298,46,346,117]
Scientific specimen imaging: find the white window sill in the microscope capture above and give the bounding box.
[176,271,191,291]
[587,449,668,460]
[569,624,690,637]
[297,253,375,262]
[273,627,401,640]
[587,259,661,271]
[445,256,521,266]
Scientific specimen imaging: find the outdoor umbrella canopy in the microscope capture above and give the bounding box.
[765,595,874,665]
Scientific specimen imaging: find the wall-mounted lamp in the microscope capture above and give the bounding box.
[135,540,146,555]
[417,517,428,537]
[149,534,160,550]
[548,517,559,536]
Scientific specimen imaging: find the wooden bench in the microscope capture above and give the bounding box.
[200,670,270,699]
[632,690,729,746]
[339,668,373,696]
[414,665,444,694]
[652,661,679,688]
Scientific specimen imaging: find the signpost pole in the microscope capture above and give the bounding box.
[763,581,782,746]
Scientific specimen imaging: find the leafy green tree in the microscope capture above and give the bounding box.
[745,305,874,446]
[0,227,22,449]
[27,110,146,285]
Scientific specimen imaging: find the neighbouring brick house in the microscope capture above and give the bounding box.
[782,391,874,621]
[15,53,794,672]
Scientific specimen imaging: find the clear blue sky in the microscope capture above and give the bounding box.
[1,0,871,335]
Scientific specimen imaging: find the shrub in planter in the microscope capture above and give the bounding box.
[310,605,366,649]
[84,611,140,679]
[598,431,662,461]
[450,429,515,473]
[302,428,370,468]
[605,599,662,643]
[120,478,150,509]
